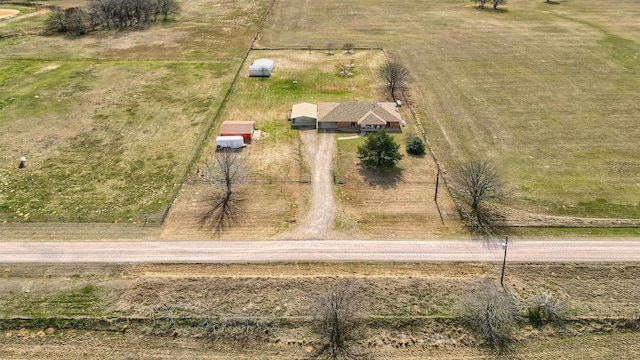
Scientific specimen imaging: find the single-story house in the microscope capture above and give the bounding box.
[317,102,402,131]
[290,102,318,128]
[220,120,255,143]
[249,58,274,77]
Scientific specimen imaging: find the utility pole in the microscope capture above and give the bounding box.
[500,236,509,287]
[434,168,440,202]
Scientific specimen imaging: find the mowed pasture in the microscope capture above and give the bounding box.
[0,0,271,222]
[261,0,640,220]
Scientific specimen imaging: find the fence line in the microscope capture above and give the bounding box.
[151,0,278,226]
[250,45,383,51]
[184,176,311,185]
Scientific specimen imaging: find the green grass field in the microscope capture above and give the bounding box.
[261,0,640,219]
[0,0,270,222]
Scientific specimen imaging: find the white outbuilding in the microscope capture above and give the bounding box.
[249,58,274,77]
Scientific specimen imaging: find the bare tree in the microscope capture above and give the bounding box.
[342,43,354,54]
[44,6,68,33]
[473,0,506,10]
[157,0,179,21]
[326,42,335,55]
[67,8,90,35]
[311,282,364,360]
[460,280,518,354]
[472,0,489,8]
[86,0,178,31]
[378,62,411,100]
[206,148,248,196]
[454,160,505,236]
[199,149,248,233]
[491,0,507,10]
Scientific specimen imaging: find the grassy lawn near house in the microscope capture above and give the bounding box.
[334,133,464,239]
[260,0,640,220]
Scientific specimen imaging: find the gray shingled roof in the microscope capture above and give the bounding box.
[317,102,401,124]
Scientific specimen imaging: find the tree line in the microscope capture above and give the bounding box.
[45,0,179,34]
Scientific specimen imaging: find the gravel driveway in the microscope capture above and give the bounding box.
[289,130,336,237]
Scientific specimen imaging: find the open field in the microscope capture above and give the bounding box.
[1,262,639,358]
[0,0,271,223]
[261,0,640,220]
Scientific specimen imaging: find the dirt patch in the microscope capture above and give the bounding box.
[102,29,188,50]
[34,64,61,74]
[0,9,19,19]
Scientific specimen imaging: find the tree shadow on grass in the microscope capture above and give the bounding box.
[474,6,509,13]
[458,204,509,249]
[199,189,246,235]
[357,166,404,190]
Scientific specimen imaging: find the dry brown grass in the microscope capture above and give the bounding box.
[2,262,640,359]
[335,135,465,239]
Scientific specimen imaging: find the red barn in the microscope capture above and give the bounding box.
[220,121,255,143]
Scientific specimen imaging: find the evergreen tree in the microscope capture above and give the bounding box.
[357,130,403,168]
[406,136,426,155]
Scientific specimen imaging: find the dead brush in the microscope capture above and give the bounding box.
[524,291,568,325]
[202,317,275,345]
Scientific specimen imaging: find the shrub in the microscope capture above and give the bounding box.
[524,291,568,325]
[406,136,426,155]
[459,280,518,354]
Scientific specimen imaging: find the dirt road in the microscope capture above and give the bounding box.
[2,239,640,263]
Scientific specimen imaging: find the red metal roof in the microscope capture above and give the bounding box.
[220,121,255,134]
